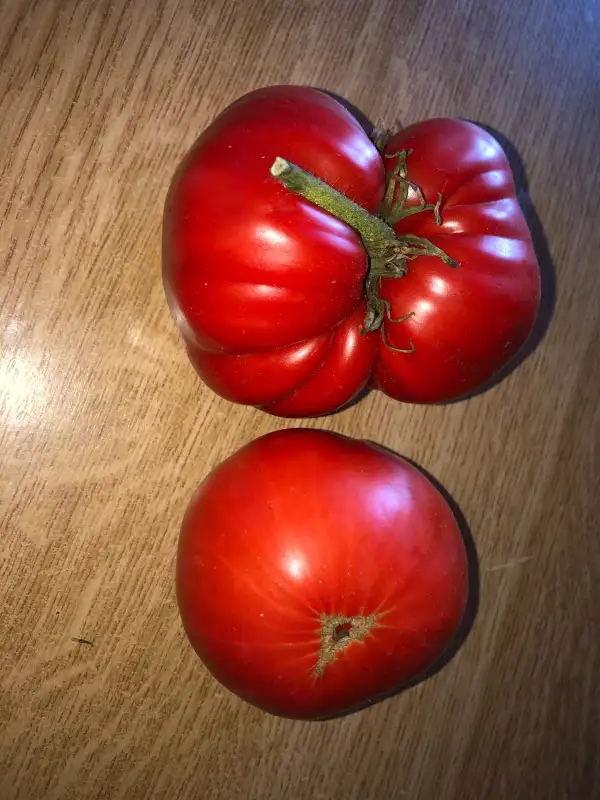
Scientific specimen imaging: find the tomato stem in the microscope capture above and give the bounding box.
[270,157,458,340]
[271,157,397,246]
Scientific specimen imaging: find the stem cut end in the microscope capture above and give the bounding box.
[270,157,290,177]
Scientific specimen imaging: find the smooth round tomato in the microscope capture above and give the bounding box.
[163,87,540,415]
[176,429,469,720]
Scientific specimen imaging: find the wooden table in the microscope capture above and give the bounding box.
[1,1,598,798]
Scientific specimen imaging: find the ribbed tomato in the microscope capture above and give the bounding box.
[163,85,382,416]
[373,119,541,403]
[176,429,468,720]
[163,86,540,415]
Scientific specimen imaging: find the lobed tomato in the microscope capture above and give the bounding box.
[374,119,541,403]
[176,429,468,720]
[163,86,540,415]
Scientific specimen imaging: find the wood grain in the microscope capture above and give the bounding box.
[1,1,599,798]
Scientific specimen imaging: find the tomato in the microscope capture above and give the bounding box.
[176,429,468,720]
[163,87,540,415]
[373,119,541,403]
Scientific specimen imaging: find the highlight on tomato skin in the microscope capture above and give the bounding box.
[162,85,541,417]
[175,429,470,720]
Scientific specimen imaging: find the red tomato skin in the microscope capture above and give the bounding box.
[162,85,384,356]
[177,430,468,720]
[262,304,379,417]
[375,118,541,403]
[189,302,378,415]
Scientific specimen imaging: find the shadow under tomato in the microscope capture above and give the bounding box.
[330,384,372,416]
[316,88,378,138]
[317,88,409,142]
[314,443,479,722]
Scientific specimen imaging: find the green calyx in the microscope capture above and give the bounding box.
[270,148,458,353]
